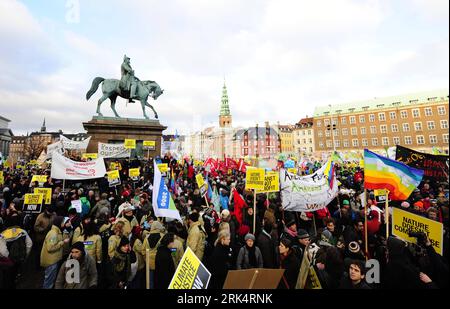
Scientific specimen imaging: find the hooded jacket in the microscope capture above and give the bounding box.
[55,253,97,289]
[187,221,206,261]
[40,225,64,268]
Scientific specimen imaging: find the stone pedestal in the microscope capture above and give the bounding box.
[82,116,167,158]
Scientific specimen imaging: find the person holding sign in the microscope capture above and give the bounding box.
[155,233,176,289]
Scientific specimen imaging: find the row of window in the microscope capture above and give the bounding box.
[317,120,448,137]
[317,106,447,127]
[318,134,449,148]
[242,148,278,155]
[296,130,312,136]
[297,138,314,145]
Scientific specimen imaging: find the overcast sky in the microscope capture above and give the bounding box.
[1,0,448,136]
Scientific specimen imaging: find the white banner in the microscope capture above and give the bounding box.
[46,141,64,159]
[280,164,338,212]
[59,135,91,150]
[51,152,106,180]
[98,142,131,158]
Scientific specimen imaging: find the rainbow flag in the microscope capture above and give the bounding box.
[323,158,335,188]
[364,149,424,200]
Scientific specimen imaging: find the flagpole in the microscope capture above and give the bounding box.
[385,191,389,240]
[253,189,257,234]
[364,188,368,260]
[146,248,150,289]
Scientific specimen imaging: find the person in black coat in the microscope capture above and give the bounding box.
[98,175,110,195]
[256,221,278,268]
[154,233,176,289]
[208,231,233,289]
[277,238,301,289]
[383,236,437,289]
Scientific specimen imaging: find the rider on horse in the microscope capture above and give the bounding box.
[120,55,138,103]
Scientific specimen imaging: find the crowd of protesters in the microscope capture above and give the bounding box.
[0,154,448,289]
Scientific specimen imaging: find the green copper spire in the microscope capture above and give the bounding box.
[220,82,231,116]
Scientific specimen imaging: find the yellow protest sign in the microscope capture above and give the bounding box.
[0,171,3,178]
[245,168,265,191]
[4,161,10,168]
[169,247,211,289]
[27,160,39,165]
[374,189,389,197]
[107,170,120,181]
[359,159,364,168]
[82,153,98,160]
[392,207,444,256]
[288,168,297,174]
[0,175,4,185]
[129,168,140,178]
[34,188,52,205]
[124,139,136,149]
[157,163,169,173]
[262,172,279,193]
[196,174,205,188]
[31,175,48,183]
[143,140,156,147]
[24,193,44,205]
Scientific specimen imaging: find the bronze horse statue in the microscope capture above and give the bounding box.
[86,77,164,119]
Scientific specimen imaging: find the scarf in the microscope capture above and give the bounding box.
[246,244,257,268]
[285,227,298,238]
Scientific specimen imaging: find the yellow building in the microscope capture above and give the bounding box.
[277,123,295,154]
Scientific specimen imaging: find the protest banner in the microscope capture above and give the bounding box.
[280,164,338,212]
[46,141,64,159]
[70,200,82,214]
[223,269,285,289]
[169,247,211,289]
[262,171,279,193]
[34,188,52,205]
[374,189,390,204]
[392,207,443,255]
[31,175,48,184]
[51,152,107,180]
[59,135,91,150]
[295,249,322,289]
[82,153,98,160]
[98,142,131,158]
[396,145,449,182]
[124,139,136,149]
[196,173,208,197]
[245,168,265,191]
[107,170,121,187]
[129,168,140,181]
[23,193,44,213]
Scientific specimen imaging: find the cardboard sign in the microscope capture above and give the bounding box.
[157,163,169,173]
[34,188,52,205]
[169,247,211,289]
[23,193,44,213]
[374,189,390,204]
[196,174,205,188]
[287,168,297,174]
[146,141,156,149]
[31,175,48,184]
[223,269,285,289]
[124,139,136,149]
[392,207,444,255]
[107,170,121,187]
[71,200,82,214]
[129,168,140,178]
[82,153,98,160]
[262,172,279,193]
[245,168,265,191]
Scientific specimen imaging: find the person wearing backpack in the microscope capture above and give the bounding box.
[141,221,165,289]
[41,216,70,289]
[0,215,33,288]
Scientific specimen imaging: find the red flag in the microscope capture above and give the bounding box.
[232,189,247,226]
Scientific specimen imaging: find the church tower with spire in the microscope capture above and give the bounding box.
[219,81,232,128]
[40,118,46,132]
